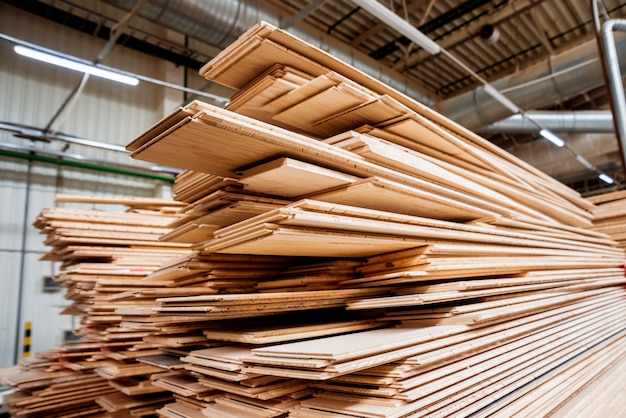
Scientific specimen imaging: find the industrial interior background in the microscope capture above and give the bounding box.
[0,0,625,367]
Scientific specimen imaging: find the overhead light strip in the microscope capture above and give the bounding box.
[598,173,614,184]
[14,45,139,86]
[1,33,229,104]
[538,129,565,147]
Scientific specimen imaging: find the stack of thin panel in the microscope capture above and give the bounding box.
[5,21,626,417]
[128,99,582,225]
[122,21,626,417]
[589,190,626,248]
[114,254,376,320]
[182,346,309,402]
[106,250,388,417]
[139,252,290,288]
[148,313,393,417]
[1,349,115,417]
[165,173,289,244]
[204,199,621,259]
[3,195,192,416]
[153,287,385,320]
[144,314,390,417]
[239,286,626,417]
[194,22,594,227]
[33,196,190,346]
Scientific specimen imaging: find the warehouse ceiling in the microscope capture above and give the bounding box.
[4,0,626,195]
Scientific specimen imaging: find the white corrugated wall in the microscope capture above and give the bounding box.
[0,4,184,366]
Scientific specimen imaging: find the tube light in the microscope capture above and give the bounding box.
[483,84,520,113]
[351,0,441,55]
[539,129,565,147]
[598,173,614,184]
[14,45,139,86]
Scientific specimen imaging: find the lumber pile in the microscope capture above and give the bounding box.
[122,21,626,417]
[2,195,192,417]
[589,190,626,248]
[4,21,626,417]
[1,349,115,417]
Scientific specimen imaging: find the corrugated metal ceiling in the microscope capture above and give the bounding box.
[268,0,625,99]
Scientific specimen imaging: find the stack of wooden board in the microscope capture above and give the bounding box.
[15,190,625,417]
[128,99,588,226]
[195,22,594,226]
[164,173,290,244]
[3,195,192,416]
[33,195,190,346]
[6,21,626,417]
[589,190,626,248]
[119,21,626,417]
[1,349,115,417]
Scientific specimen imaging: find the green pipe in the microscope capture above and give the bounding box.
[0,149,175,183]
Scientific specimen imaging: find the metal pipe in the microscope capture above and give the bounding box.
[96,0,149,64]
[479,111,614,134]
[435,35,626,130]
[351,0,441,54]
[0,121,128,152]
[282,0,327,29]
[600,20,626,182]
[0,146,176,182]
[44,74,90,133]
[13,160,32,365]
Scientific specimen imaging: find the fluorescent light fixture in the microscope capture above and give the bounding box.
[598,173,614,184]
[351,0,441,55]
[539,129,565,147]
[575,155,594,170]
[14,45,139,86]
[483,84,520,113]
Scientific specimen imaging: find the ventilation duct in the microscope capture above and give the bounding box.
[103,0,434,105]
[435,33,626,130]
[479,111,614,134]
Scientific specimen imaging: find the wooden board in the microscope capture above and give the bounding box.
[238,157,358,197]
[202,319,391,344]
[309,177,493,221]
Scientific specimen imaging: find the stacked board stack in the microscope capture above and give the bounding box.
[589,190,626,249]
[3,21,626,418]
[2,195,192,417]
